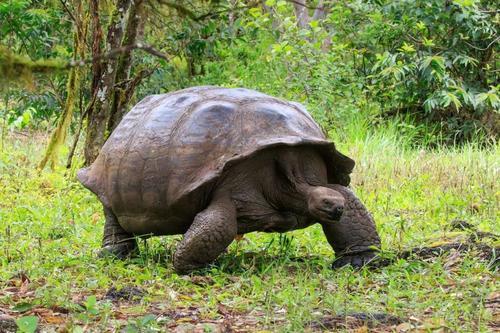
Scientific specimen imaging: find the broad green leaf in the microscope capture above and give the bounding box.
[16,316,38,333]
[12,302,33,312]
[248,7,262,18]
[139,314,156,325]
[453,0,475,7]
[84,295,99,315]
[476,91,500,108]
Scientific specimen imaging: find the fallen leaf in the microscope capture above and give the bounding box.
[176,317,194,323]
[217,303,231,316]
[91,212,101,225]
[44,315,66,324]
[396,322,413,332]
[12,302,33,313]
[355,325,368,333]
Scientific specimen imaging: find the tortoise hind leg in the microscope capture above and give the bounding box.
[173,195,237,274]
[99,206,137,259]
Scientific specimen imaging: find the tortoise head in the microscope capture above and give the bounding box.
[307,186,345,223]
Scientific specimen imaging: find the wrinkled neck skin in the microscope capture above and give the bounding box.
[264,176,312,216]
[260,147,333,220]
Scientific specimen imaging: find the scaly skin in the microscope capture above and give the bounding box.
[322,185,381,268]
[173,196,237,274]
[99,207,137,259]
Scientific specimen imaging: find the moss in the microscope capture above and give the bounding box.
[38,2,87,170]
[0,47,65,89]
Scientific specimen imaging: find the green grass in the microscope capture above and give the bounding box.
[0,128,498,332]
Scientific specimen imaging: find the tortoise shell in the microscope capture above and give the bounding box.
[78,86,354,221]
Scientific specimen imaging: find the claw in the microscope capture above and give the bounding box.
[332,251,377,269]
[98,243,137,259]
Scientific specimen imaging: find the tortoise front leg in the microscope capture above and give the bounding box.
[99,206,137,259]
[322,185,381,269]
[173,195,237,274]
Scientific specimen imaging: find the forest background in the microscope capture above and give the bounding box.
[0,0,498,332]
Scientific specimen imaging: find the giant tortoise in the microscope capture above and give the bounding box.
[78,86,381,273]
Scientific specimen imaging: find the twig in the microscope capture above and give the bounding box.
[65,91,97,169]
[154,0,198,20]
[13,130,30,137]
[66,87,85,169]
[59,0,77,24]
[285,0,322,10]
[47,77,66,110]
[195,4,252,21]
[115,65,158,88]
[67,42,170,68]
[478,9,499,14]
[124,66,158,98]
[463,35,500,51]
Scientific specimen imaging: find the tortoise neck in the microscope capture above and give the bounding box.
[262,176,311,216]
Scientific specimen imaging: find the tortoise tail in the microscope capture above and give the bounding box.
[77,167,90,187]
[77,165,110,206]
[77,166,100,196]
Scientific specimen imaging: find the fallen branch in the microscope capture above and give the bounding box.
[362,241,499,269]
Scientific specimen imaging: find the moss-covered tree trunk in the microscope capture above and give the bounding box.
[38,1,86,170]
[108,0,146,132]
[83,0,132,165]
[83,0,147,165]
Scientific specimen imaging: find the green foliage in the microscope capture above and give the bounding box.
[123,314,158,332]
[0,0,69,59]
[8,107,34,129]
[363,0,499,141]
[7,88,62,123]
[2,0,498,145]
[0,46,65,88]
[15,315,38,333]
[142,0,497,145]
[0,0,70,124]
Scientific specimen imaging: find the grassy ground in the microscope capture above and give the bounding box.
[0,128,498,332]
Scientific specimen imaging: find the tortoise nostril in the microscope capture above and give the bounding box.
[327,206,344,220]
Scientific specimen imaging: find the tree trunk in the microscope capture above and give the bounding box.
[292,0,310,28]
[312,0,326,20]
[83,0,131,165]
[292,0,332,51]
[89,0,103,98]
[108,0,146,132]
